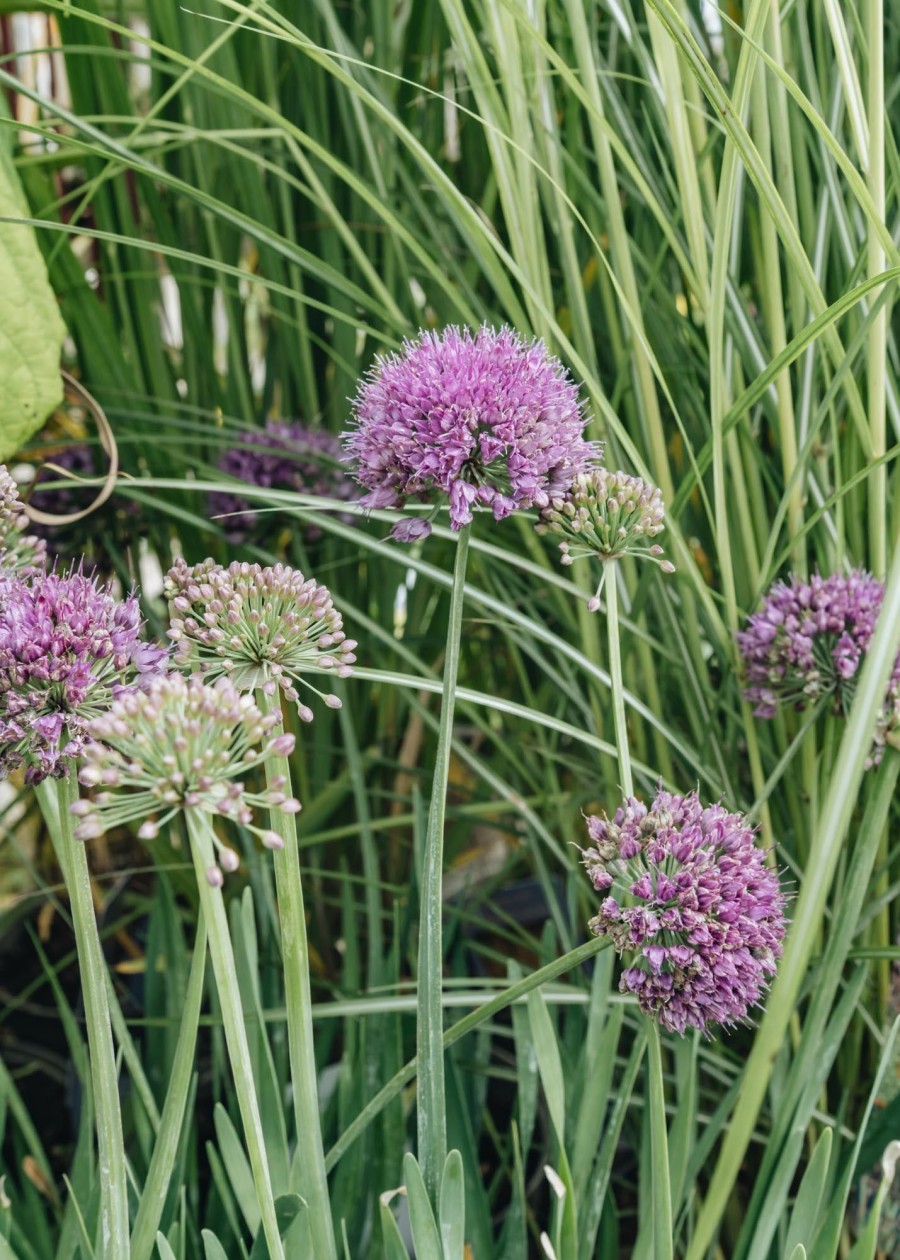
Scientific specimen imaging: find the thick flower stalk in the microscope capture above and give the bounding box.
[212,421,355,542]
[537,469,674,610]
[737,570,900,761]
[165,558,355,722]
[0,567,165,783]
[343,324,599,540]
[582,788,786,1036]
[74,672,293,1260]
[345,323,596,1202]
[165,560,344,1257]
[73,673,299,879]
[0,464,46,578]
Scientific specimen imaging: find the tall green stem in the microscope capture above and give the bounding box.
[866,0,886,579]
[255,688,337,1260]
[35,776,130,1260]
[185,812,285,1260]
[864,0,890,1019]
[646,1021,674,1260]
[607,566,672,1260]
[417,522,471,1204]
[130,917,206,1260]
[605,565,633,798]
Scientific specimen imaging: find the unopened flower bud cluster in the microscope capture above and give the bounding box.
[73,673,300,883]
[165,559,356,722]
[537,469,674,581]
[0,465,47,582]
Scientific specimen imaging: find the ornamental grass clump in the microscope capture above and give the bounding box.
[537,468,674,610]
[0,464,46,578]
[72,672,299,879]
[165,558,355,722]
[212,420,354,542]
[344,324,599,541]
[0,567,166,783]
[581,788,786,1036]
[738,570,900,760]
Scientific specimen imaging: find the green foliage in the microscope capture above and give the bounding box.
[0,0,898,1257]
[0,99,64,461]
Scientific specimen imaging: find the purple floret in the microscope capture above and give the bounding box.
[343,325,600,540]
[212,421,354,542]
[582,788,786,1036]
[0,568,167,783]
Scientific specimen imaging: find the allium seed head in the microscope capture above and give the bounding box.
[344,325,600,541]
[737,570,900,764]
[164,558,354,716]
[0,465,47,580]
[537,470,673,608]
[73,673,301,870]
[582,787,785,1035]
[212,421,355,542]
[0,567,167,783]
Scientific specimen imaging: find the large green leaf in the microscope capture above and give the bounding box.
[0,100,65,461]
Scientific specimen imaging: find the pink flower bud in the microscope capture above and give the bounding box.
[206,864,225,888]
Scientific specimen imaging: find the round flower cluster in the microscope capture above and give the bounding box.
[737,570,900,758]
[0,465,46,580]
[212,421,355,543]
[72,673,300,882]
[581,788,785,1035]
[344,325,600,541]
[165,558,356,721]
[536,469,673,609]
[0,568,167,782]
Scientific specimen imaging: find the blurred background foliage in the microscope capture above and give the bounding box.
[0,0,898,1255]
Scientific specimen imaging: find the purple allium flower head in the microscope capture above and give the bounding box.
[536,469,673,608]
[164,558,356,721]
[737,570,900,762]
[0,465,46,580]
[581,787,785,1035]
[0,567,167,783]
[211,421,355,542]
[343,325,600,541]
[72,673,300,879]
